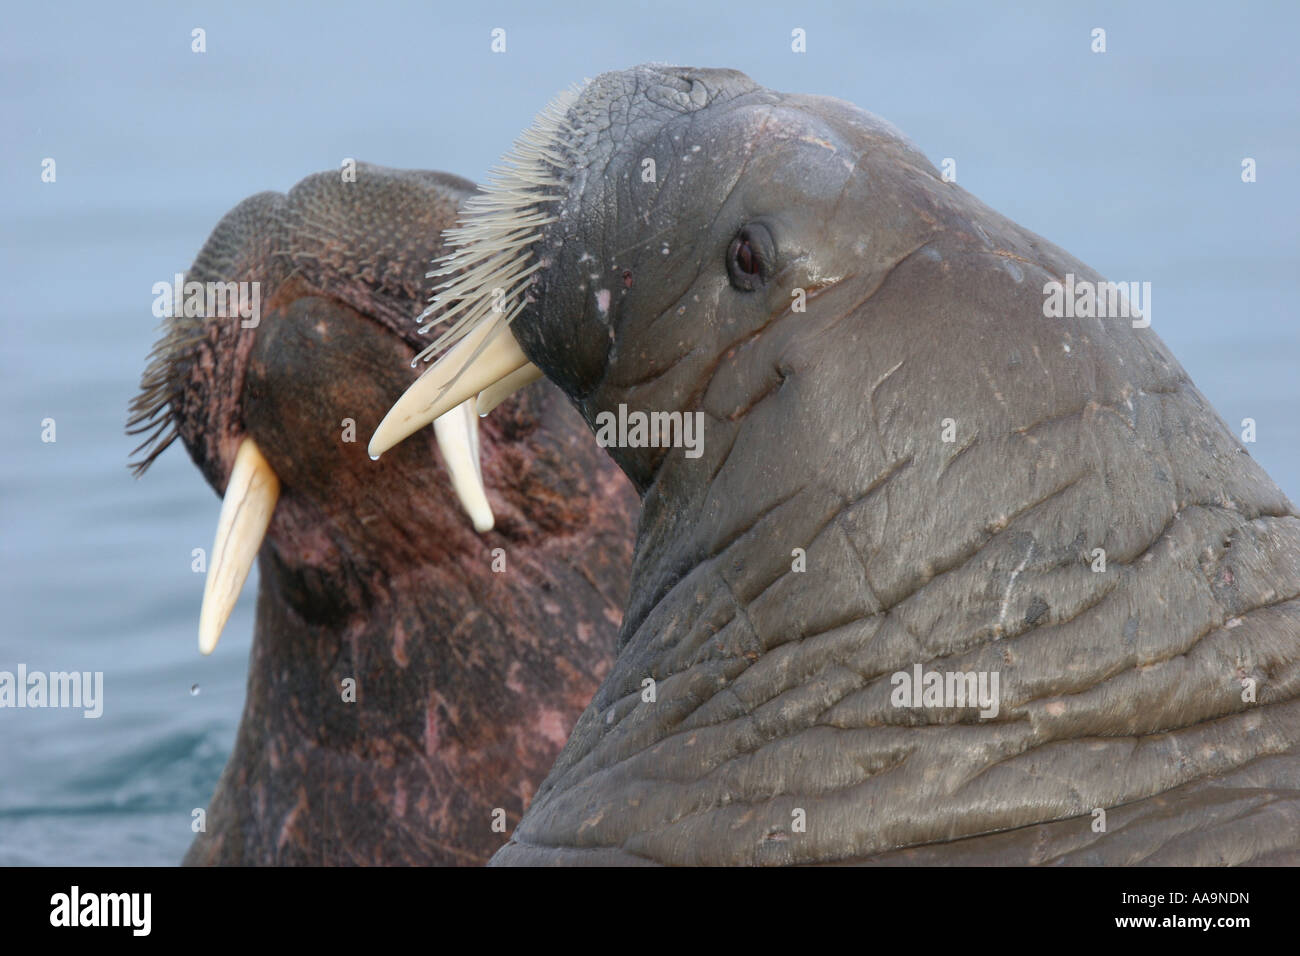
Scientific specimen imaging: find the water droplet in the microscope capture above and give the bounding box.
[190,683,200,696]
[368,454,379,462]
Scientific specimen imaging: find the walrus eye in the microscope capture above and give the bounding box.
[735,239,757,274]
[726,223,774,291]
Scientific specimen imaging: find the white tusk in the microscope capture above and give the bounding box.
[476,363,543,417]
[432,398,495,532]
[369,320,531,459]
[468,395,483,483]
[198,437,280,656]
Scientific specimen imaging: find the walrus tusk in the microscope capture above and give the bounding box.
[198,437,280,655]
[433,398,495,532]
[369,319,532,458]
[198,411,492,656]
[476,363,543,417]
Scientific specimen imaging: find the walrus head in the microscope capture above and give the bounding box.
[369,64,937,489]
[128,167,503,655]
[370,66,1300,865]
[128,165,639,865]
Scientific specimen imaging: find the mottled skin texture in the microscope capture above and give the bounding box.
[491,66,1300,865]
[134,165,637,865]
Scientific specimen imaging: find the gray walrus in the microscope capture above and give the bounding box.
[370,65,1300,866]
[128,165,636,864]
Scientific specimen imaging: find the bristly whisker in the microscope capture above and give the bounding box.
[410,82,586,368]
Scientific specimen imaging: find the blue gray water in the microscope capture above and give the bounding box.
[1,1,1296,864]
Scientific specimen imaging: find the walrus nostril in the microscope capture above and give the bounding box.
[639,67,715,113]
[655,67,695,94]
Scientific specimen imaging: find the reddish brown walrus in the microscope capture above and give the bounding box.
[127,164,636,864]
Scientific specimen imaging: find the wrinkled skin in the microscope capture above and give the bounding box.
[133,166,637,864]
[492,66,1300,865]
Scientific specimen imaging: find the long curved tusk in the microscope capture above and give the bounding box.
[476,363,543,417]
[368,320,531,459]
[199,437,280,656]
[433,399,495,532]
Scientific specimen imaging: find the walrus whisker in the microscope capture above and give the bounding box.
[368,85,591,458]
[126,321,206,475]
[408,84,584,369]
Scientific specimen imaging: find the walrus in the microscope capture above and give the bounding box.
[127,164,636,864]
[371,65,1300,865]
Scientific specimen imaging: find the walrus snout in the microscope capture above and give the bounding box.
[366,66,781,463]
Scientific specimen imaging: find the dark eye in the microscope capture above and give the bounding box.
[726,223,774,292]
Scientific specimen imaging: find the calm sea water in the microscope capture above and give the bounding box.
[2,1,1296,865]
